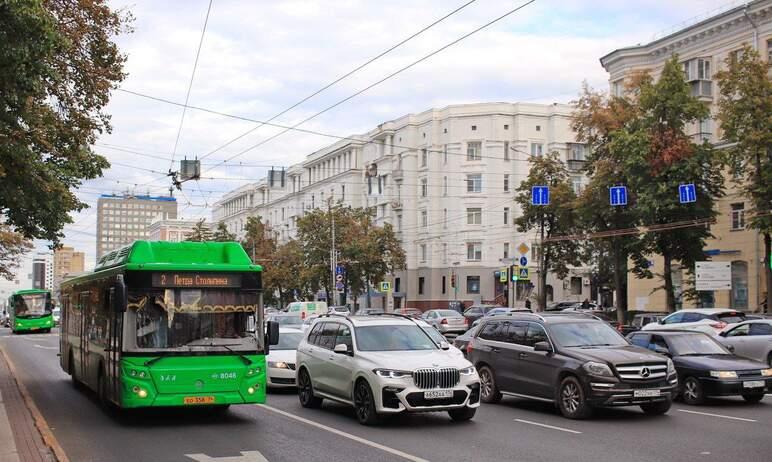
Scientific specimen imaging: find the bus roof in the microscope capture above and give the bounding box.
[10,289,50,296]
[93,241,262,273]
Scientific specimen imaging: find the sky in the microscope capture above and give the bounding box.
[21,0,736,276]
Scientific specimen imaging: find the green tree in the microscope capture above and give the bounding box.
[0,1,131,247]
[715,45,772,311]
[270,240,307,308]
[0,225,32,280]
[610,56,724,312]
[185,219,212,242]
[212,222,236,242]
[514,152,581,311]
[240,216,281,305]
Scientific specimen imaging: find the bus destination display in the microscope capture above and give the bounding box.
[152,272,242,288]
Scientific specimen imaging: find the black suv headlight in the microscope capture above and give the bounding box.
[582,361,614,378]
[667,358,676,376]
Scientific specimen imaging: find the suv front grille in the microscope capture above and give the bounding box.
[412,368,460,389]
[615,363,668,381]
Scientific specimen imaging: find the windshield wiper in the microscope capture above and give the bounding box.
[579,343,616,348]
[218,343,253,366]
[144,356,163,366]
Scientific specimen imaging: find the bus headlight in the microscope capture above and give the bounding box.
[132,386,148,398]
[246,367,262,376]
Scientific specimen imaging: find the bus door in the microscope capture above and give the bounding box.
[77,291,88,381]
[107,287,122,400]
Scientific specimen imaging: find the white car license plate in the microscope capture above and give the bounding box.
[633,389,661,398]
[743,380,764,389]
[424,390,453,399]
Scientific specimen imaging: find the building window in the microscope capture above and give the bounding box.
[341,185,345,201]
[570,277,582,295]
[443,145,448,164]
[731,203,745,230]
[367,177,372,195]
[443,243,448,264]
[571,175,583,195]
[421,210,428,228]
[504,141,510,161]
[504,207,509,225]
[443,209,448,229]
[611,80,622,97]
[443,176,448,196]
[467,141,482,161]
[418,277,425,295]
[767,38,772,62]
[503,243,509,259]
[504,174,509,192]
[504,124,509,130]
[570,144,585,161]
[467,174,482,193]
[467,242,482,261]
[467,208,482,225]
[530,143,543,157]
[535,125,541,132]
[397,214,402,232]
[466,276,480,294]
[420,244,427,262]
[421,149,428,167]
[442,276,446,295]
[421,178,428,198]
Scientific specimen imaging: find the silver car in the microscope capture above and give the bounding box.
[422,309,468,334]
[717,320,772,367]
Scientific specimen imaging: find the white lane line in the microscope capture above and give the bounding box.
[33,344,57,350]
[514,418,582,434]
[677,409,757,422]
[257,405,429,462]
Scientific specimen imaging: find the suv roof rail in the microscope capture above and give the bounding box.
[502,312,546,322]
[366,312,418,321]
[317,313,352,321]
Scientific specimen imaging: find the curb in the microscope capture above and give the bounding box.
[1,348,70,462]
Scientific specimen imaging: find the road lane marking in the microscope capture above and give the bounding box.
[186,451,269,461]
[33,345,57,350]
[677,409,757,422]
[257,405,429,462]
[514,419,582,434]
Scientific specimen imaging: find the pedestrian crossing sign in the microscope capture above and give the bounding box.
[379,281,391,292]
[518,267,530,281]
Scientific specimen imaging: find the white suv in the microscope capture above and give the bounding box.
[641,309,746,335]
[295,314,480,425]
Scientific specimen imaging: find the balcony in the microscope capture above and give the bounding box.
[689,80,712,100]
[567,159,586,172]
[392,167,404,181]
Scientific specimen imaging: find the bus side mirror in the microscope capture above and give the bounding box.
[267,320,280,346]
[114,275,128,313]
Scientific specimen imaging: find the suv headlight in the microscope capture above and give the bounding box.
[267,361,288,369]
[761,368,772,377]
[666,358,676,376]
[709,370,738,379]
[583,361,614,378]
[459,366,476,376]
[374,369,411,379]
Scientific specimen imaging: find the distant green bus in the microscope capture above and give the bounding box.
[59,241,279,410]
[8,289,54,333]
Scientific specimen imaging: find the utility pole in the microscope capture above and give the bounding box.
[538,211,546,312]
[328,197,336,304]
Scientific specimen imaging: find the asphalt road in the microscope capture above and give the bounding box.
[1,328,771,462]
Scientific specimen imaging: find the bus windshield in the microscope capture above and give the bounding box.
[127,288,260,352]
[15,294,50,318]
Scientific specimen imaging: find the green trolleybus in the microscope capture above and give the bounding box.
[8,289,55,333]
[59,241,279,409]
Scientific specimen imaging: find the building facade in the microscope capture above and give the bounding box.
[601,0,772,312]
[96,194,178,259]
[32,252,52,290]
[147,218,204,242]
[53,246,84,293]
[214,102,593,309]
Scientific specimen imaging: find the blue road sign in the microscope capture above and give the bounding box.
[335,265,345,275]
[335,281,344,290]
[518,267,530,280]
[679,184,696,203]
[609,186,628,206]
[531,186,550,206]
[519,256,528,266]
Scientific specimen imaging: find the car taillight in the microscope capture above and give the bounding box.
[710,321,727,329]
[466,339,474,354]
[464,318,469,325]
[441,318,448,325]
[301,312,306,320]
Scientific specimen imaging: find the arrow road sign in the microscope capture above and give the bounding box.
[335,265,345,275]
[531,186,550,206]
[679,184,697,203]
[609,186,628,206]
[520,256,528,266]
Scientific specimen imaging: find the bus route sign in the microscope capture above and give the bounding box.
[152,272,242,288]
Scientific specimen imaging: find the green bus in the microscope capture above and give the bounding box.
[59,241,279,409]
[8,289,55,333]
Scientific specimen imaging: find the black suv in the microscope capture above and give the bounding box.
[467,313,678,419]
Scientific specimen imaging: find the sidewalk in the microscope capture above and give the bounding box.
[0,347,56,462]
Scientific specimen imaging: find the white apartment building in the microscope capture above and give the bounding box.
[213,102,593,309]
[147,218,204,242]
[601,0,772,312]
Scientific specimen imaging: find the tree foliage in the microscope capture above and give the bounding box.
[0,0,131,247]
[715,45,772,303]
[0,225,32,280]
[185,219,212,242]
[212,222,236,242]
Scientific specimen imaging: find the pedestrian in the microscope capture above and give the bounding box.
[524,298,532,311]
[581,298,590,310]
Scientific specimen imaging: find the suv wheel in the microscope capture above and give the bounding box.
[353,380,380,425]
[741,392,764,404]
[681,377,705,405]
[448,406,476,422]
[640,399,671,415]
[297,369,323,409]
[478,366,501,404]
[557,376,592,419]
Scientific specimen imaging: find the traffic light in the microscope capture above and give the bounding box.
[451,274,456,288]
[510,265,518,282]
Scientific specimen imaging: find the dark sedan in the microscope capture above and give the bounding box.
[452,324,482,357]
[628,330,772,404]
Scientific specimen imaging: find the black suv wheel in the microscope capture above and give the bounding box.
[353,380,380,425]
[298,369,323,409]
[478,365,501,404]
[557,376,592,419]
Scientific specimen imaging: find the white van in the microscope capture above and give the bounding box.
[286,301,328,320]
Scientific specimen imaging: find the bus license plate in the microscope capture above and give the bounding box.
[183,396,215,405]
[424,390,453,399]
[743,381,764,389]
[633,389,660,398]
[30,327,39,331]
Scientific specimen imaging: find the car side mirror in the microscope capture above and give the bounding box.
[718,331,727,337]
[267,320,280,346]
[726,344,735,353]
[114,275,127,313]
[653,346,670,356]
[534,341,553,353]
[334,344,351,355]
[440,341,450,350]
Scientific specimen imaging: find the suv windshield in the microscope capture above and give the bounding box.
[15,294,50,317]
[127,288,259,352]
[550,322,628,348]
[669,334,729,355]
[355,325,437,351]
[274,331,304,350]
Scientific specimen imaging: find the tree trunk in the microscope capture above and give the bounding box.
[663,252,675,313]
[613,242,625,324]
[764,232,771,314]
